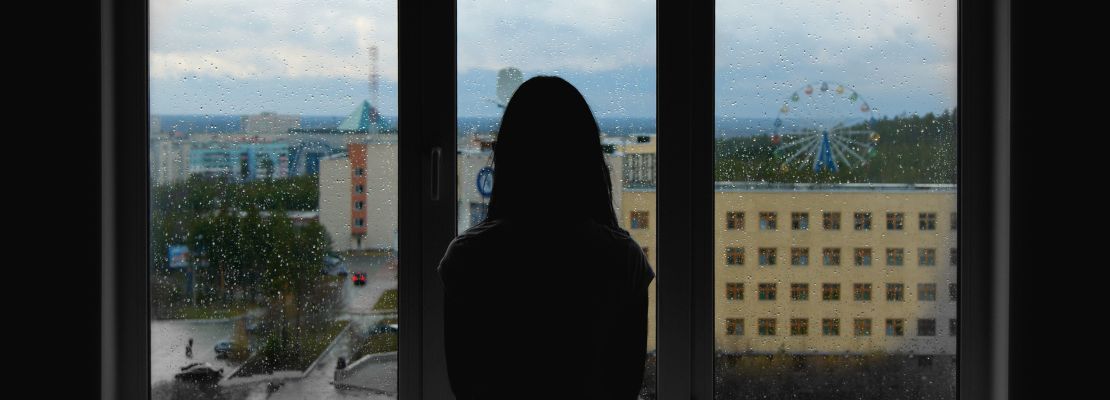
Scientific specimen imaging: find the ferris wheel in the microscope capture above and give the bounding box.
[771,81,880,173]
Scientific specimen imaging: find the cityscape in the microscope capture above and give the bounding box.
[149,1,957,399]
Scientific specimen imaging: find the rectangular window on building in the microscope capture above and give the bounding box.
[886,319,905,336]
[726,247,745,265]
[790,318,808,336]
[853,283,872,301]
[726,318,744,336]
[726,211,745,230]
[854,248,872,266]
[887,283,905,301]
[759,247,777,266]
[854,212,872,230]
[758,283,777,300]
[822,318,840,336]
[949,283,958,301]
[822,248,841,266]
[920,212,937,230]
[918,283,937,301]
[726,283,744,300]
[886,212,904,230]
[355,201,364,210]
[790,247,809,266]
[823,212,841,230]
[918,319,937,336]
[759,212,778,230]
[854,319,872,336]
[790,283,809,301]
[758,318,777,336]
[791,212,809,230]
[951,248,959,266]
[822,283,841,301]
[886,248,904,266]
[919,248,937,266]
[630,211,649,229]
[355,167,365,176]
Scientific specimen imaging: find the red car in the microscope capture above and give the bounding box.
[352,272,367,285]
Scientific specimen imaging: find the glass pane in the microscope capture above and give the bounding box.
[149,1,399,398]
[456,1,657,397]
[714,0,957,398]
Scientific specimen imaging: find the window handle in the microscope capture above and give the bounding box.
[430,146,442,201]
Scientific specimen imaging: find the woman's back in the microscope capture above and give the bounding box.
[438,217,653,399]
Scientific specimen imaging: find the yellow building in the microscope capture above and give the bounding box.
[619,136,957,357]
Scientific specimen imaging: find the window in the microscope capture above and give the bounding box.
[950,319,959,336]
[355,200,365,210]
[355,218,366,227]
[853,283,872,301]
[854,319,872,336]
[355,167,365,176]
[920,212,937,230]
[726,319,744,336]
[822,319,840,336]
[918,283,937,301]
[726,211,745,230]
[886,212,904,230]
[854,212,872,230]
[949,283,959,301]
[726,247,745,265]
[790,283,809,301]
[758,318,777,336]
[790,318,808,336]
[790,247,809,266]
[823,211,841,230]
[822,248,840,266]
[951,248,959,266]
[791,212,809,230]
[887,283,905,301]
[886,248,905,266]
[854,248,872,266]
[758,247,777,266]
[630,211,650,229]
[356,184,365,194]
[759,212,777,230]
[758,283,777,300]
[918,319,937,336]
[726,283,744,300]
[919,248,937,266]
[885,319,905,336]
[821,283,840,301]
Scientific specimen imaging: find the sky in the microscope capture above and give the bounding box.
[150,0,956,119]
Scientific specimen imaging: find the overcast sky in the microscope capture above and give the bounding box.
[150,0,956,118]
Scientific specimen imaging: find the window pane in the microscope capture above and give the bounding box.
[456,1,657,397]
[714,0,957,398]
[149,1,400,397]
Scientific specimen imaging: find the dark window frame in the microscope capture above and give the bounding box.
[101,0,1011,398]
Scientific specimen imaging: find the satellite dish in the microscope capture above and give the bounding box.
[495,67,524,108]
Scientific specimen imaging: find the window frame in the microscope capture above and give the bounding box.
[101,0,1011,399]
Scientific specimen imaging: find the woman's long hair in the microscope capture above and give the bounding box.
[485,76,621,229]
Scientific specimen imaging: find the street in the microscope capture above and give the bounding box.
[150,252,399,400]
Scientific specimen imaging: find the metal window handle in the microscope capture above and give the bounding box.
[430,146,442,201]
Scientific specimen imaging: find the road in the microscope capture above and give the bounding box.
[150,251,399,400]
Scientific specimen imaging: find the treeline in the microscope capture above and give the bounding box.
[715,111,956,184]
[152,174,319,213]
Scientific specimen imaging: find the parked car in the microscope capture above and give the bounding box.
[175,362,224,383]
[213,340,232,358]
[352,272,367,286]
[368,322,399,336]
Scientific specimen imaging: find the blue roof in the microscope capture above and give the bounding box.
[338,100,391,133]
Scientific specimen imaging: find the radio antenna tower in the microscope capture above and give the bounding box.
[368,45,380,107]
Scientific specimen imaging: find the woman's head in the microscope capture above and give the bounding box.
[486,76,619,228]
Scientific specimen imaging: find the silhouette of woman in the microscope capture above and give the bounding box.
[438,76,654,399]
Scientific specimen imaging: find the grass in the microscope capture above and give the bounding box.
[372,289,398,311]
[233,320,349,376]
[159,302,249,320]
